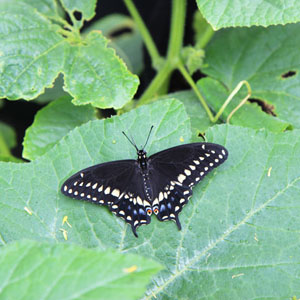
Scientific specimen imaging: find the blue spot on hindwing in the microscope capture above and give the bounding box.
[139,208,146,215]
[160,204,166,212]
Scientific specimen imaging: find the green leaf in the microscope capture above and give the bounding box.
[197,77,291,132]
[202,24,300,129]
[1,99,300,298]
[0,2,66,100]
[0,2,139,110]
[0,99,190,246]
[0,0,60,17]
[196,0,300,29]
[60,0,97,21]
[0,240,162,300]
[84,14,144,75]
[23,96,97,161]
[64,31,139,109]
[193,10,214,49]
[159,90,213,136]
[0,121,16,150]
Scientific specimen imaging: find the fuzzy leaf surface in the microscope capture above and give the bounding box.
[197,0,300,29]
[0,2,65,100]
[0,240,162,300]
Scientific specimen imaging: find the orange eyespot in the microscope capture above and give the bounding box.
[154,208,159,214]
[147,208,152,215]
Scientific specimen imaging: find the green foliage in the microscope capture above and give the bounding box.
[1,0,300,299]
[197,0,300,29]
[0,1,138,109]
[23,96,97,160]
[202,24,300,128]
[1,100,300,299]
[0,240,162,300]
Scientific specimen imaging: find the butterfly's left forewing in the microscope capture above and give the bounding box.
[148,143,228,228]
[61,160,151,236]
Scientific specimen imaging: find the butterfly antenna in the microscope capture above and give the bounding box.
[122,130,139,151]
[143,125,154,150]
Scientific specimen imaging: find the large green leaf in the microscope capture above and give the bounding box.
[202,24,300,128]
[0,99,190,246]
[0,0,59,17]
[0,1,139,109]
[23,96,97,161]
[0,2,66,100]
[0,99,300,298]
[0,240,162,300]
[196,0,300,29]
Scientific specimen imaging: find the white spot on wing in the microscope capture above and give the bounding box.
[80,173,84,178]
[189,165,196,170]
[175,206,180,211]
[137,196,143,206]
[64,185,67,192]
[178,174,186,183]
[159,192,163,201]
[112,189,120,197]
[92,183,98,189]
[184,169,191,176]
[104,187,111,194]
[193,160,200,165]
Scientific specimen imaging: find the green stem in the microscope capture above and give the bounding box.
[167,0,186,60]
[123,0,160,65]
[197,26,214,49]
[137,62,173,106]
[177,62,214,121]
[137,0,187,104]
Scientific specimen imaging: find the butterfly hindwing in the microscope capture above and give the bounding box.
[61,160,151,236]
[148,143,228,227]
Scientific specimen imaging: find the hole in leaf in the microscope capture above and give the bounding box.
[73,11,82,21]
[198,132,206,141]
[110,27,133,38]
[281,70,296,78]
[249,98,277,116]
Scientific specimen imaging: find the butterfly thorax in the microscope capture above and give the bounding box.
[137,150,148,170]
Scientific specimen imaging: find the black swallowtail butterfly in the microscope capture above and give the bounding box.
[61,127,228,237]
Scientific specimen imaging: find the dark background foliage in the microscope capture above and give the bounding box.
[0,0,199,158]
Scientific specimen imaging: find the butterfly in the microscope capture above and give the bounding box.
[61,126,228,237]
